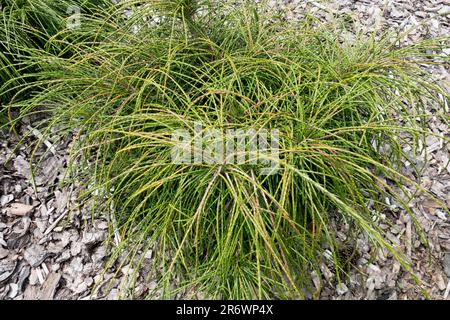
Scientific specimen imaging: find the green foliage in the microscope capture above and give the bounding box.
[0,0,111,105]
[6,0,450,298]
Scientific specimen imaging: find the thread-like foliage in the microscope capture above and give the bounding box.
[5,1,450,299]
[0,0,110,108]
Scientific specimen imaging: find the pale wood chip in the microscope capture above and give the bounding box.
[38,272,61,300]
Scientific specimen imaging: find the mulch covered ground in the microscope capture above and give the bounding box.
[1,0,449,300]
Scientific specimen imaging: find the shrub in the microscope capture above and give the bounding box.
[8,0,450,298]
[0,0,110,109]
